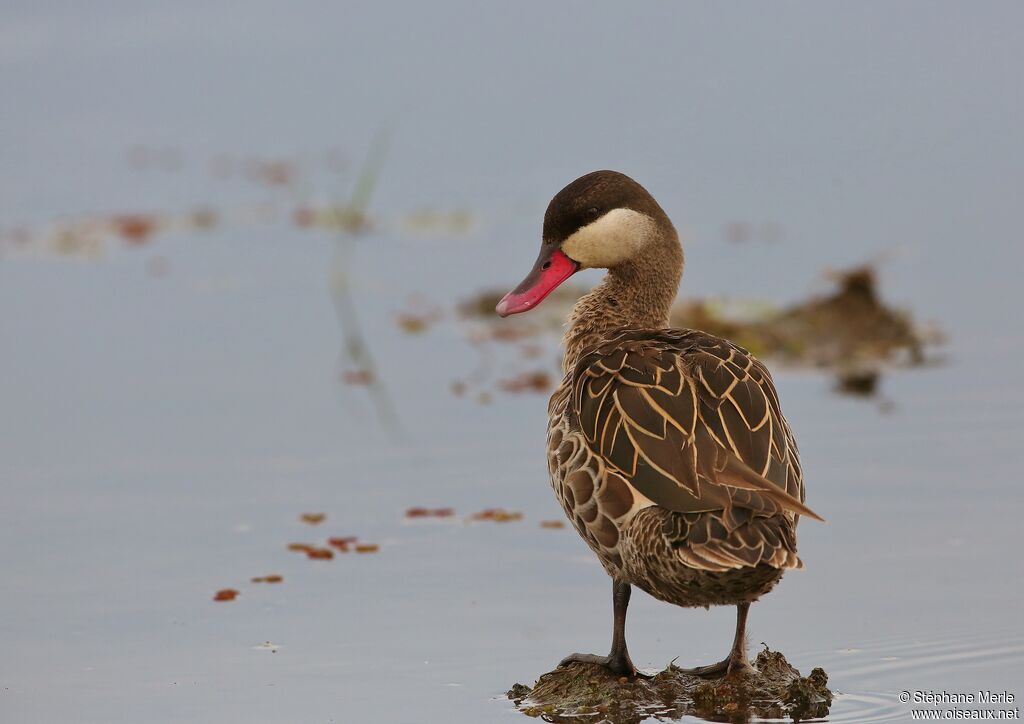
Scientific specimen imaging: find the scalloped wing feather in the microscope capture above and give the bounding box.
[661,509,803,572]
[571,329,821,523]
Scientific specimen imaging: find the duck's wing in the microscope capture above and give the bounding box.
[570,329,820,523]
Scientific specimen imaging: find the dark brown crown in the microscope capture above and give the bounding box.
[542,170,671,244]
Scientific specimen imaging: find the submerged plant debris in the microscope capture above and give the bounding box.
[508,646,831,723]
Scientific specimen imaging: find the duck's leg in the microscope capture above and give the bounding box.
[681,602,754,677]
[559,578,645,677]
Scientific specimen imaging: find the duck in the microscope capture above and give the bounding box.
[496,170,822,678]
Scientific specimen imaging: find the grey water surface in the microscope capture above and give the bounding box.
[2,2,1022,722]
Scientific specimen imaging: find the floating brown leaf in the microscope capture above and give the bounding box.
[300,513,326,525]
[470,508,523,523]
[354,543,380,553]
[112,214,158,245]
[251,575,284,584]
[306,547,334,560]
[540,520,566,529]
[405,507,455,519]
[327,536,358,551]
[287,542,317,553]
[213,588,239,601]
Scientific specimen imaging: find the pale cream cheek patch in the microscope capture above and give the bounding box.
[561,208,654,268]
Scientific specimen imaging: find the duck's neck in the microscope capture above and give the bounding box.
[562,244,683,372]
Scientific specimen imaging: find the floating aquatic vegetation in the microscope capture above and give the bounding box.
[189,207,219,229]
[306,547,334,560]
[112,214,160,245]
[400,208,474,235]
[395,297,444,335]
[50,225,105,258]
[773,266,942,367]
[459,264,941,402]
[405,507,455,519]
[6,204,229,260]
[292,204,371,233]
[540,520,566,529]
[213,588,239,601]
[395,315,432,335]
[327,536,358,551]
[459,284,588,336]
[470,508,523,523]
[665,266,943,378]
[287,542,317,553]
[250,575,283,584]
[300,513,326,525]
[354,543,380,553]
[246,159,296,187]
[508,646,831,723]
[9,141,481,434]
[497,370,553,394]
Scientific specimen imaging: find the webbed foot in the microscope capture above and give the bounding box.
[558,652,650,679]
[679,654,754,678]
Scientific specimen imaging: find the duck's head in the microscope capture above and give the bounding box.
[496,170,676,317]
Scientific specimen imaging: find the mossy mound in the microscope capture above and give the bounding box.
[508,646,831,723]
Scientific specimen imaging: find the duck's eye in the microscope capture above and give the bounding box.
[585,207,600,220]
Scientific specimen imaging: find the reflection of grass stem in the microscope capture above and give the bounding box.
[326,131,405,436]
